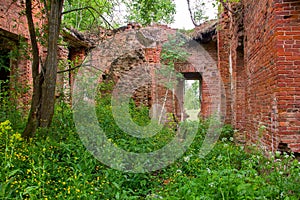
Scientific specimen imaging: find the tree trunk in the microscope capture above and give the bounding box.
[39,0,64,127]
[23,0,64,139]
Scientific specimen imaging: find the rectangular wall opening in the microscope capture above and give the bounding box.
[0,29,20,98]
[182,73,202,121]
[0,48,10,94]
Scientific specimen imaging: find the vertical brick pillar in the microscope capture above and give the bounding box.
[218,11,232,124]
[200,80,212,118]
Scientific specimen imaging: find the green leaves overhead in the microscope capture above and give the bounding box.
[62,0,176,30]
[124,0,176,26]
[62,0,115,30]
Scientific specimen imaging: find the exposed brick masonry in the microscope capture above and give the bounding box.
[219,0,300,152]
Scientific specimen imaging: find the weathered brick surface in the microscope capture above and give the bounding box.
[220,0,300,153]
[0,1,221,126]
[1,0,28,38]
[0,1,82,106]
[82,25,220,121]
[0,0,46,107]
[274,0,300,152]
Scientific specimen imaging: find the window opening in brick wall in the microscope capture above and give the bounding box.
[0,49,10,94]
[0,30,20,100]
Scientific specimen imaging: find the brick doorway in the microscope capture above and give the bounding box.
[181,72,202,120]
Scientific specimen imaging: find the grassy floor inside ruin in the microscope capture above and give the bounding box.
[1,99,299,199]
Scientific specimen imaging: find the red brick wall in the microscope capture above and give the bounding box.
[243,0,278,151]
[87,25,220,122]
[0,0,28,38]
[0,0,46,108]
[274,0,300,152]
[219,0,300,153]
[200,42,218,118]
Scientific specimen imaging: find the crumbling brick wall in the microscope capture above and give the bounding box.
[219,0,300,153]
[80,24,220,122]
[1,0,31,106]
[0,1,87,107]
[0,1,221,128]
[0,0,46,107]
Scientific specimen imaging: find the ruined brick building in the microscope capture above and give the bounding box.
[0,0,95,107]
[0,0,299,153]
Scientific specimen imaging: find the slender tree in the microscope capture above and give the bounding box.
[23,0,64,139]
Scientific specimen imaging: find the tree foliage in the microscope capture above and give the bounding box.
[62,0,115,30]
[124,0,176,26]
[63,0,177,29]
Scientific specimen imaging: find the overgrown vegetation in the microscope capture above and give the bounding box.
[3,1,298,198]
[1,87,299,199]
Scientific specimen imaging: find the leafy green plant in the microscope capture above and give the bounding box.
[0,81,25,132]
[157,35,189,89]
[63,0,115,30]
[219,124,234,141]
[1,87,299,199]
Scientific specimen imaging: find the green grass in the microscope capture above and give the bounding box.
[0,95,299,199]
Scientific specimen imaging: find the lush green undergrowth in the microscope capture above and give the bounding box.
[0,96,299,199]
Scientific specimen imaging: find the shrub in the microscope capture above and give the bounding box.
[0,85,299,199]
[219,124,234,141]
